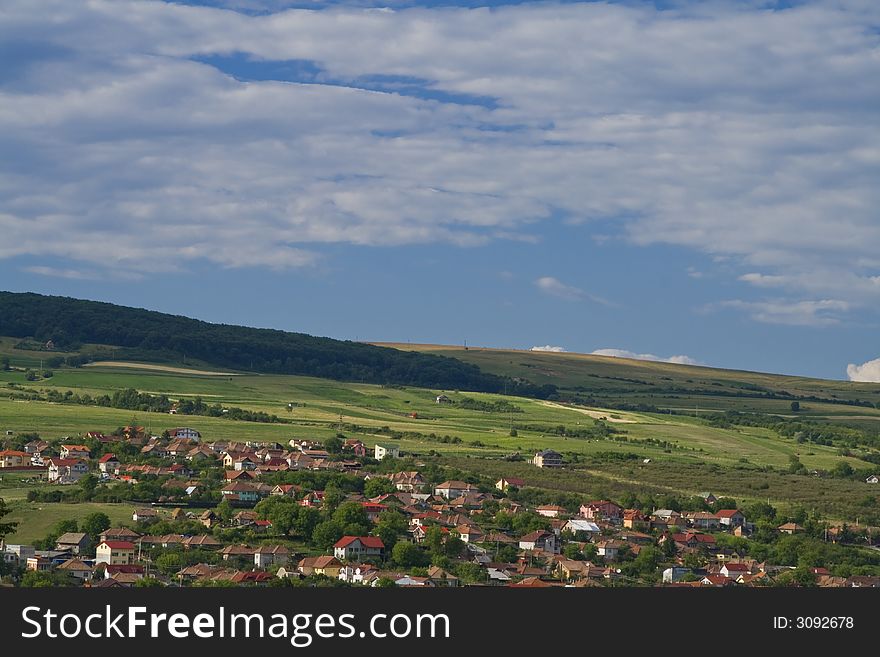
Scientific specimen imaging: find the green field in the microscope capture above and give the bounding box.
[2,339,880,531]
[376,343,880,430]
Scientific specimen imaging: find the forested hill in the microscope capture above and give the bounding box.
[0,292,556,398]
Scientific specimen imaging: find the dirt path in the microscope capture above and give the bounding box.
[537,400,638,423]
[84,361,241,376]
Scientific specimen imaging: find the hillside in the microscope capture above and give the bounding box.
[0,292,552,397]
[374,343,880,431]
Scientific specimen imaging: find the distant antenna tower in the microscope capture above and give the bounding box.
[464,339,468,351]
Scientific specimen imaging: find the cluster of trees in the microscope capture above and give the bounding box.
[0,291,557,398]
[455,397,523,413]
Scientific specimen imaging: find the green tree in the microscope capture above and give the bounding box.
[312,520,345,549]
[80,512,111,540]
[134,577,165,587]
[364,477,395,498]
[790,401,800,412]
[374,510,408,549]
[0,356,10,371]
[254,496,298,535]
[332,502,370,536]
[0,498,19,541]
[391,542,429,568]
[324,436,344,454]
[215,497,234,523]
[79,473,98,497]
[563,543,585,560]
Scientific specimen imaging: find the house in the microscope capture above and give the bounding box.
[623,509,650,530]
[562,519,601,536]
[455,525,484,543]
[132,508,158,523]
[435,395,451,404]
[57,558,93,581]
[298,556,343,578]
[390,471,427,492]
[100,528,141,543]
[26,556,53,572]
[232,456,258,471]
[662,567,691,583]
[55,532,89,555]
[580,500,623,522]
[271,484,299,498]
[532,449,563,468]
[720,563,752,578]
[434,480,478,499]
[685,511,721,530]
[220,481,265,503]
[374,444,400,461]
[186,446,216,462]
[95,541,136,565]
[168,427,201,441]
[233,510,258,526]
[866,475,879,484]
[495,477,525,491]
[24,440,50,455]
[254,545,290,569]
[47,458,89,483]
[0,450,30,468]
[716,509,746,528]
[343,439,367,457]
[698,492,717,505]
[220,545,256,561]
[778,522,806,535]
[426,566,459,587]
[200,510,218,528]
[338,564,379,584]
[60,444,90,460]
[595,540,627,561]
[333,536,385,561]
[518,530,559,554]
[140,443,170,459]
[98,453,120,474]
[361,502,388,523]
[536,504,567,518]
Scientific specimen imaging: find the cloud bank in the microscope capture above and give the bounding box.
[530,345,567,353]
[0,0,877,325]
[847,358,880,383]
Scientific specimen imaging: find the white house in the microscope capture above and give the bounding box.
[374,444,400,461]
[333,536,385,561]
[47,458,89,483]
[254,545,289,569]
[168,428,201,441]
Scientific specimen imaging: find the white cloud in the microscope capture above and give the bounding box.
[534,276,611,305]
[530,345,566,353]
[712,299,851,327]
[847,358,880,383]
[591,348,700,366]
[0,0,877,300]
[535,276,584,301]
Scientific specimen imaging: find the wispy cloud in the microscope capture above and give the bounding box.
[530,345,566,353]
[534,276,612,305]
[591,348,700,366]
[847,357,880,383]
[710,299,851,327]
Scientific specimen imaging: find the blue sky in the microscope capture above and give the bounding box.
[1,0,879,381]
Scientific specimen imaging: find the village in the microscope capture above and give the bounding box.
[1,426,879,589]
